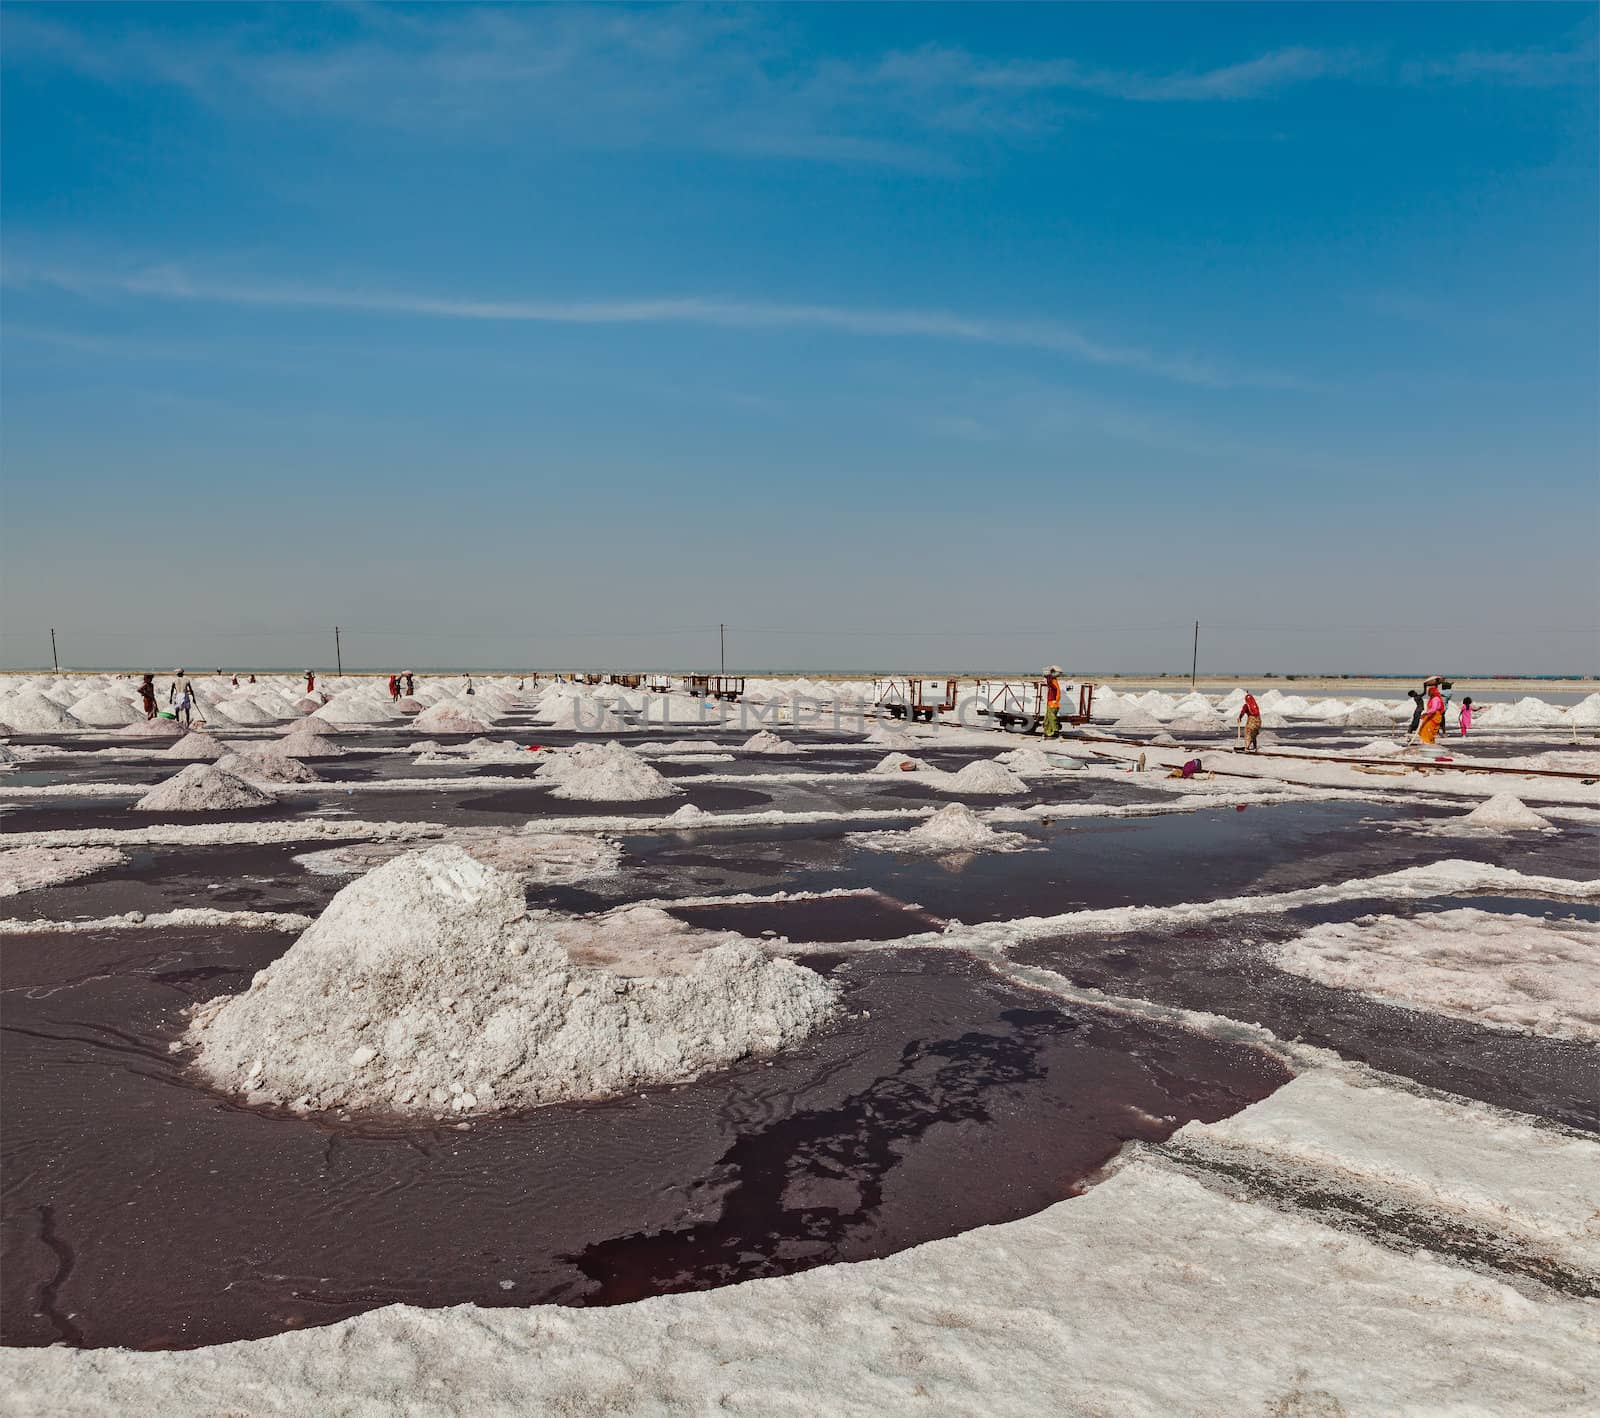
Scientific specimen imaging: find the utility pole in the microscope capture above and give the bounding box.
[719,623,726,674]
[335,625,343,676]
[50,628,59,673]
[1191,621,1199,690]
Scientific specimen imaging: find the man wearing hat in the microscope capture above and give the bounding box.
[1041,666,1064,738]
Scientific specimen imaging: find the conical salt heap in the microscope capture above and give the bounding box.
[184,846,837,1118]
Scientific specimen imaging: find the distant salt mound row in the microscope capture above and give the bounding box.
[133,763,275,812]
[218,751,322,785]
[741,730,797,754]
[1270,908,1600,1042]
[858,803,1029,855]
[1456,794,1554,832]
[0,689,86,733]
[166,731,228,761]
[871,752,930,774]
[934,759,1027,797]
[412,700,497,735]
[183,846,838,1118]
[541,741,679,801]
[68,690,143,727]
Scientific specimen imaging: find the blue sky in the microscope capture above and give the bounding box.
[2,2,1595,674]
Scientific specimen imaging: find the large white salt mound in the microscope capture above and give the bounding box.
[133,763,274,812]
[543,741,679,801]
[1570,693,1600,729]
[413,700,496,734]
[1457,794,1554,832]
[741,730,797,754]
[68,690,143,727]
[184,847,838,1118]
[0,689,85,733]
[218,751,322,785]
[935,759,1027,797]
[165,731,228,761]
[998,747,1078,774]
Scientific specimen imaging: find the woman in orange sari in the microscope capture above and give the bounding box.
[1416,684,1446,744]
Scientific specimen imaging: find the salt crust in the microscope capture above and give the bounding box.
[0,846,127,898]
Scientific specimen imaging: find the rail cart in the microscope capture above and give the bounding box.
[709,675,745,701]
[687,674,712,697]
[873,677,959,723]
[608,673,644,689]
[645,674,674,694]
[976,679,1095,733]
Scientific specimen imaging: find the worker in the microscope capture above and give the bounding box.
[1238,691,1262,753]
[138,673,157,720]
[1041,666,1064,739]
[305,670,316,695]
[1458,697,1477,737]
[387,673,400,701]
[172,674,196,728]
[1404,689,1425,740]
[1417,682,1446,744]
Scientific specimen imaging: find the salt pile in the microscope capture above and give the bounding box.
[998,747,1078,774]
[1340,701,1398,730]
[1457,794,1554,832]
[165,731,228,761]
[540,741,679,801]
[865,803,1029,854]
[1112,708,1163,733]
[936,760,1027,796]
[217,751,322,785]
[1481,697,1565,729]
[314,695,400,726]
[0,689,84,733]
[133,764,275,812]
[183,847,838,1118]
[267,725,345,759]
[218,697,277,726]
[413,701,496,735]
[67,690,143,727]
[741,730,797,754]
[871,752,930,773]
[1570,693,1600,729]
[115,717,184,739]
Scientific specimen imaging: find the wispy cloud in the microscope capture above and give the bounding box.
[3,260,1311,391]
[3,6,1589,169]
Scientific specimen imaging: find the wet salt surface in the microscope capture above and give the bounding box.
[601,801,1600,925]
[0,939,1286,1349]
[1011,894,1600,1132]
